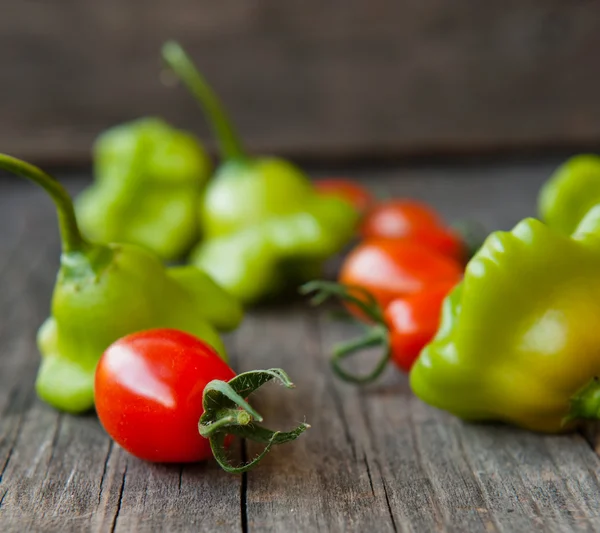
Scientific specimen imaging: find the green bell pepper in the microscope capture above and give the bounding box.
[161,42,359,304]
[0,154,242,414]
[538,154,600,236]
[76,117,211,261]
[410,205,600,432]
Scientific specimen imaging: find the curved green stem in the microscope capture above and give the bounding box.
[201,379,263,425]
[207,424,308,474]
[301,280,392,385]
[198,368,309,473]
[161,41,246,161]
[331,325,390,384]
[0,154,87,253]
[300,280,385,323]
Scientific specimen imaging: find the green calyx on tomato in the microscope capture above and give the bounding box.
[95,329,309,473]
[301,281,392,384]
[199,368,309,473]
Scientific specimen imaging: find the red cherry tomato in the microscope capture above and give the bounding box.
[339,238,463,313]
[95,330,308,471]
[95,329,234,463]
[386,281,456,372]
[314,179,374,213]
[361,200,442,238]
[404,227,465,263]
[361,200,466,261]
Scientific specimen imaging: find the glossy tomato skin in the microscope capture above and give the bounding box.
[314,179,374,213]
[340,239,463,313]
[95,329,235,463]
[406,227,465,263]
[361,200,441,238]
[385,281,456,372]
[361,200,465,261]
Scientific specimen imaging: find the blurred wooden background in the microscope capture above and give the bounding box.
[2,0,600,164]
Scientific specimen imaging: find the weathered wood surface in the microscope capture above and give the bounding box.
[2,0,600,163]
[3,159,600,532]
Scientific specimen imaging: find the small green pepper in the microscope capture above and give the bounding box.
[0,154,242,414]
[161,42,359,304]
[410,206,600,433]
[538,154,600,236]
[75,117,211,260]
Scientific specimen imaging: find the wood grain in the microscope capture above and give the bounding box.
[2,0,600,163]
[2,160,600,532]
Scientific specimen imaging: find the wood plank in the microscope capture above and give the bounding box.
[234,308,396,532]
[2,1,600,163]
[2,160,600,532]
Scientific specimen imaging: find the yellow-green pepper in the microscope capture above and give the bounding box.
[76,117,211,261]
[161,42,359,304]
[0,154,242,414]
[410,205,600,432]
[538,154,600,235]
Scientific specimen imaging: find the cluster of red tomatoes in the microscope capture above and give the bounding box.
[313,179,466,378]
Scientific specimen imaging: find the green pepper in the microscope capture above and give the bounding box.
[410,205,600,433]
[161,42,359,304]
[538,154,600,236]
[75,117,211,261]
[0,154,242,414]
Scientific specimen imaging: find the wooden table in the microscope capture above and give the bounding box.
[2,158,600,532]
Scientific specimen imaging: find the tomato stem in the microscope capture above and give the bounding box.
[199,368,309,474]
[202,378,263,426]
[301,280,392,384]
[161,41,247,162]
[0,154,89,254]
[300,280,385,323]
[331,325,391,384]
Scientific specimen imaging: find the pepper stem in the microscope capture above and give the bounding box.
[199,368,309,473]
[566,377,600,425]
[300,280,392,384]
[161,41,246,161]
[0,154,87,253]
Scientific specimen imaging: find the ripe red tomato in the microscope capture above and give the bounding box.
[314,178,374,213]
[95,329,235,463]
[386,281,456,372]
[361,200,465,261]
[405,226,465,263]
[339,238,463,313]
[361,200,442,238]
